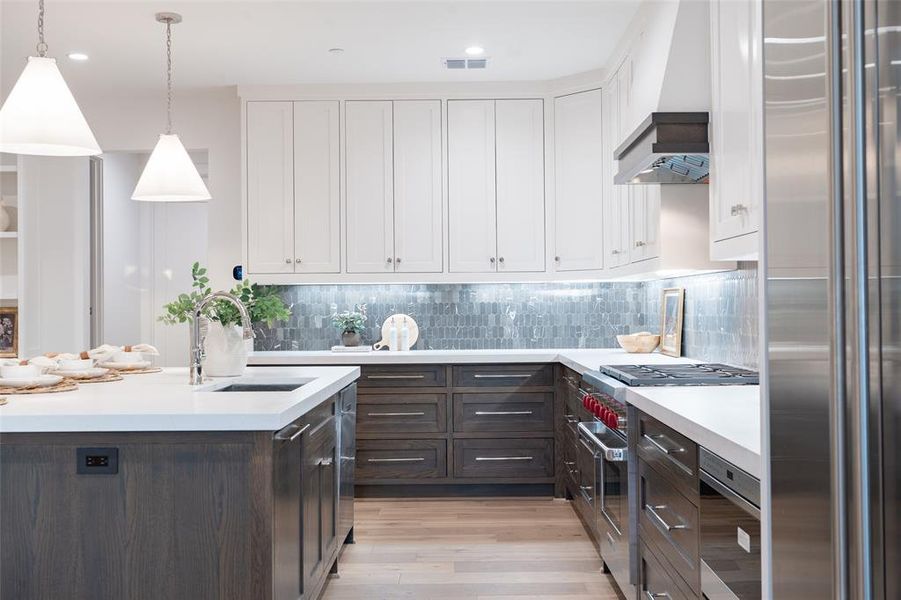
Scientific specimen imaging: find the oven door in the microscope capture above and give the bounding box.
[699,470,761,600]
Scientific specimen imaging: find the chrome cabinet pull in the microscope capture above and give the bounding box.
[489,257,496,263]
[284,258,292,264]
[366,374,425,380]
[642,433,684,456]
[644,592,671,600]
[473,373,532,379]
[474,410,533,416]
[366,411,426,417]
[395,257,402,264]
[644,504,687,532]
[730,203,747,216]
[274,422,311,442]
[475,456,533,462]
[611,249,620,255]
[318,458,334,467]
[498,257,505,263]
[295,258,302,263]
[554,256,560,262]
[580,485,594,491]
[563,460,576,467]
[367,457,425,463]
[606,531,616,547]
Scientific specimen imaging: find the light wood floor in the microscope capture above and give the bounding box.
[322,497,624,600]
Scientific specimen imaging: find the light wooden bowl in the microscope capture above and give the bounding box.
[616,332,660,353]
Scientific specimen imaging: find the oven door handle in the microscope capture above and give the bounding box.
[700,469,761,520]
[578,422,627,462]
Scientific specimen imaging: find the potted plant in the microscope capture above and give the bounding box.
[160,263,291,376]
[331,305,367,347]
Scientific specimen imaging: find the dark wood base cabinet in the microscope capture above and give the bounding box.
[1,390,352,600]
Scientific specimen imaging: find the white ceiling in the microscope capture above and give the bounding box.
[1,1,641,96]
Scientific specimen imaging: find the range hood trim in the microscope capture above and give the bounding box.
[613,112,710,185]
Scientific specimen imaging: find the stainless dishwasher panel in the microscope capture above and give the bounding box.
[337,384,357,544]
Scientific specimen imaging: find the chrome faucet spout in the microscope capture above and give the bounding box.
[189,291,254,385]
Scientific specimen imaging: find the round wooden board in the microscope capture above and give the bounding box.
[72,371,124,384]
[115,367,163,375]
[372,314,420,350]
[0,379,79,395]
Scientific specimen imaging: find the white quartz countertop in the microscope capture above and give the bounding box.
[625,385,761,478]
[250,348,761,477]
[250,348,694,374]
[0,366,359,433]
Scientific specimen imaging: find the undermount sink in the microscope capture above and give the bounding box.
[212,382,307,393]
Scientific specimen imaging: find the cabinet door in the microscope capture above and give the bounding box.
[495,99,546,272]
[709,0,761,242]
[448,100,498,273]
[302,429,323,592]
[615,54,634,141]
[293,101,340,273]
[393,100,443,273]
[345,101,395,273]
[554,90,604,271]
[272,424,302,600]
[630,185,660,263]
[603,81,630,268]
[247,101,294,273]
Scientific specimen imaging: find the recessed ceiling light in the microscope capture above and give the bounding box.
[465,46,485,56]
[67,52,89,61]
[328,48,345,55]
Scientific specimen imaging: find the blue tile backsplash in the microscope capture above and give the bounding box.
[254,264,759,368]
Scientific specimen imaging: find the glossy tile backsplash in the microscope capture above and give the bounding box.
[254,264,759,368]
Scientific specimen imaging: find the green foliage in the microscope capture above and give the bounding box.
[331,304,368,334]
[159,262,291,327]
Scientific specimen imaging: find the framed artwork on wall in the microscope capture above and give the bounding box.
[0,307,18,358]
[660,288,684,357]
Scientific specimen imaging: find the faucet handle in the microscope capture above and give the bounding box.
[242,325,255,340]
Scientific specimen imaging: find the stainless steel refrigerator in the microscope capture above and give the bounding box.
[764,0,899,598]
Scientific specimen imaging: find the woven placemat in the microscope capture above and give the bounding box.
[0,379,79,395]
[115,367,163,375]
[70,371,124,384]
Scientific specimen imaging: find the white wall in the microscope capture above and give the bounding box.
[80,88,240,291]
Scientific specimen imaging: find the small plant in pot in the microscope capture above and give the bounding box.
[331,305,367,347]
[160,263,291,376]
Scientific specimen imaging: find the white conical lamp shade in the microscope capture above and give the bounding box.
[131,134,211,202]
[0,56,101,156]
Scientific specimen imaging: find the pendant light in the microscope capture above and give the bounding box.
[132,13,210,202]
[0,0,101,156]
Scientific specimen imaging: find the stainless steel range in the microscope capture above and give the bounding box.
[598,363,759,387]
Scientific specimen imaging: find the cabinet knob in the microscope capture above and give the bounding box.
[489,257,496,263]
[395,257,402,264]
[295,258,302,263]
[730,203,747,216]
[284,258,292,264]
[611,250,620,255]
[498,257,505,263]
[554,256,561,262]
[386,257,393,263]
[634,241,646,248]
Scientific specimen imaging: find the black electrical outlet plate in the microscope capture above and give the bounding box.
[76,447,119,475]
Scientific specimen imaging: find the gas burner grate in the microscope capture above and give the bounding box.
[598,363,759,387]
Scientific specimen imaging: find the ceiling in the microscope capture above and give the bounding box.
[1,1,641,96]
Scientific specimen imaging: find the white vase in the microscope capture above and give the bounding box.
[0,199,10,232]
[203,322,249,377]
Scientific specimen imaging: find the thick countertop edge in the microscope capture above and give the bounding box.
[624,387,761,479]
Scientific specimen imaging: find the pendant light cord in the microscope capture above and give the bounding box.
[36,0,48,57]
[166,19,173,134]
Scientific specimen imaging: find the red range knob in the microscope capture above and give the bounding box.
[598,405,608,421]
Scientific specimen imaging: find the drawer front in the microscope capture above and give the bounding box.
[639,542,695,600]
[359,365,446,388]
[357,439,447,480]
[453,392,554,433]
[453,364,554,388]
[358,394,447,433]
[302,396,336,432]
[576,436,597,504]
[453,438,554,479]
[636,411,699,501]
[639,459,700,592]
[562,426,580,490]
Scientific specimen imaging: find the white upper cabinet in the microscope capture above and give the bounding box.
[345,101,395,273]
[554,90,605,272]
[603,60,633,269]
[393,100,443,273]
[615,54,634,140]
[293,101,340,273]
[246,101,295,274]
[709,0,762,260]
[448,100,498,273]
[629,184,661,263]
[495,99,545,273]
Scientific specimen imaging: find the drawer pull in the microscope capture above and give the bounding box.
[273,422,311,442]
[644,592,671,600]
[474,410,534,416]
[366,411,426,417]
[642,433,693,475]
[366,374,426,380]
[473,374,533,379]
[644,504,687,532]
[580,485,594,491]
[367,457,425,463]
[606,531,616,547]
[563,460,576,467]
[318,458,334,467]
[475,456,533,462]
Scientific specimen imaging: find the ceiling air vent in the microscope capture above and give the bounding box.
[443,57,489,70]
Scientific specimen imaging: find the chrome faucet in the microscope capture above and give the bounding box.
[190,291,254,385]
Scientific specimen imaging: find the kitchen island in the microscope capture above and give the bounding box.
[0,366,359,600]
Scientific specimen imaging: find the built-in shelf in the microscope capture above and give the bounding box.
[0,231,18,239]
